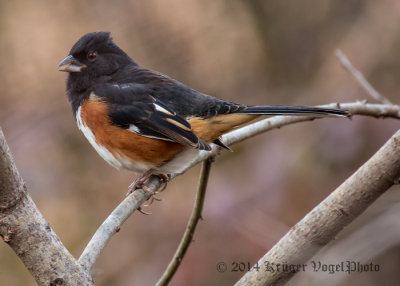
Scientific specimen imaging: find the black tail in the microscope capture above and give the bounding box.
[240,105,348,117]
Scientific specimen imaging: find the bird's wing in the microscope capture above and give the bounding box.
[92,83,211,150]
[113,66,245,118]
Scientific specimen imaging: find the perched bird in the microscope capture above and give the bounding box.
[59,31,347,193]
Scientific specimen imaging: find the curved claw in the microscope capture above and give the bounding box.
[156,174,169,193]
[152,195,162,201]
[137,207,152,215]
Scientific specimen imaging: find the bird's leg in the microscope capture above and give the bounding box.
[127,169,156,196]
[127,170,158,215]
[126,170,170,197]
[140,174,169,211]
[127,171,170,215]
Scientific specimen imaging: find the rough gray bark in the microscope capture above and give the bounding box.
[235,129,400,286]
[0,128,93,286]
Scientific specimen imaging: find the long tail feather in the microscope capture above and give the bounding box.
[240,105,348,117]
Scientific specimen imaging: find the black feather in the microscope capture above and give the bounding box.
[213,138,232,151]
[237,105,348,117]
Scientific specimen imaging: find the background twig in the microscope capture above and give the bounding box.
[235,128,400,286]
[335,49,393,104]
[156,156,214,286]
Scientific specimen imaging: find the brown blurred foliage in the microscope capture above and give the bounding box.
[0,1,399,285]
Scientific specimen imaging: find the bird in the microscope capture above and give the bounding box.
[58,31,348,194]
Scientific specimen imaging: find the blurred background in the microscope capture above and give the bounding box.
[0,1,399,285]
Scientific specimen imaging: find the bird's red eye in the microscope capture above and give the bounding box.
[87,51,97,61]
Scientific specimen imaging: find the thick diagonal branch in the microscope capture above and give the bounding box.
[235,129,400,286]
[0,128,93,286]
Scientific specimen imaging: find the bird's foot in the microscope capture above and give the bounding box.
[127,174,154,196]
[127,172,169,196]
[126,171,170,214]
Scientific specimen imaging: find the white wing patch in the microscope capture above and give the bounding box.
[127,123,174,142]
[128,124,140,133]
[112,83,131,89]
[153,103,174,116]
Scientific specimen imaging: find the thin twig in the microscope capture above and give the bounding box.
[79,187,153,270]
[156,156,214,286]
[235,129,400,286]
[335,49,393,104]
[79,101,400,271]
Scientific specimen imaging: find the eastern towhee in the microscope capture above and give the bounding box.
[59,32,347,193]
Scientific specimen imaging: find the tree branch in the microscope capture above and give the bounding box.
[79,101,400,271]
[78,187,154,270]
[235,128,400,286]
[0,128,93,286]
[335,49,393,105]
[156,156,214,286]
[294,203,400,285]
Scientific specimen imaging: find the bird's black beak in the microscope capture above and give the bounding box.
[58,55,86,72]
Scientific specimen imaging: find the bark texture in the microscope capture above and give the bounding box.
[0,129,93,286]
[235,129,400,286]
